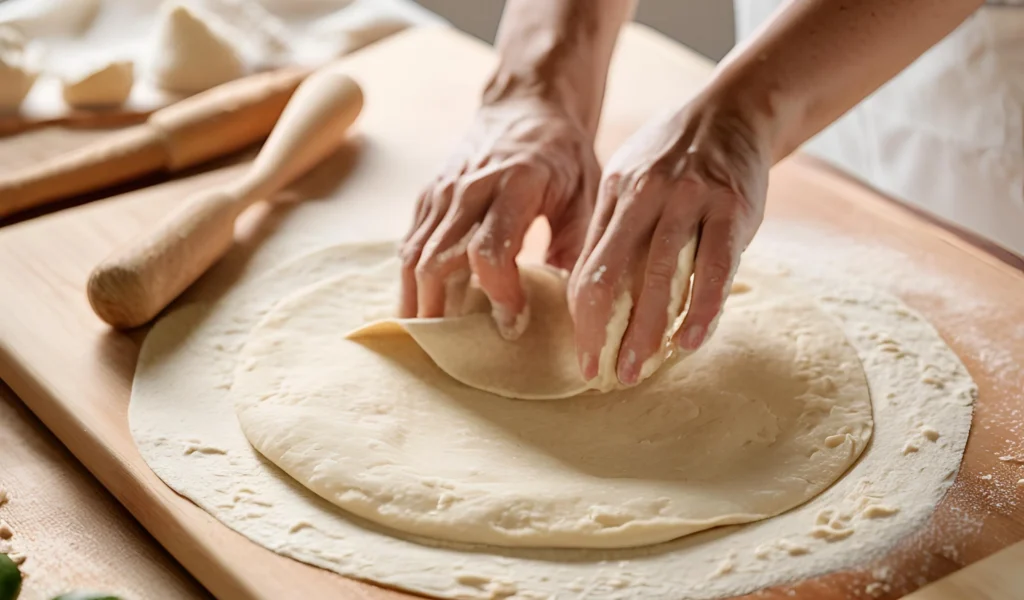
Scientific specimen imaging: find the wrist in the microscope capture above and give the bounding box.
[694,72,802,165]
[482,66,596,136]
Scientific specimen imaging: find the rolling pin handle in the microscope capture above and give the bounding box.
[87,70,364,329]
[87,189,241,328]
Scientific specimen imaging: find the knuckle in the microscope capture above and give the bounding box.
[701,260,733,286]
[675,175,706,198]
[455,170,492,201]
[577,268,615,304]
[399,244,423,271]
[413,252,439,280]
[627,170,653,195]
[505,162,547,192]
[434,177,458,202]
[469,236,511,270]
[467,233,498,264]
[600,173,622,199]
[644,259,677,290]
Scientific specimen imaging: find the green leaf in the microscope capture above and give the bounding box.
[0,554,21,600]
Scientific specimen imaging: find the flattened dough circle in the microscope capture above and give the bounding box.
[232,262,873,549]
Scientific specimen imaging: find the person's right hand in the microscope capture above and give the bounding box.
[399,95,600,339]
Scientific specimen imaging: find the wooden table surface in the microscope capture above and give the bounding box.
[0,23,1022,600]
[0,381,206,600]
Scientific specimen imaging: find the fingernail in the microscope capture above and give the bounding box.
[580,352,597,380]
[679,325,706,350]
[617,349,638,385]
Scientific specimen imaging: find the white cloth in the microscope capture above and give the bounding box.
[735,2,1024,256]
[0,0,446,119]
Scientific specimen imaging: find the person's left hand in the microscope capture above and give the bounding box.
[568,95,771,386]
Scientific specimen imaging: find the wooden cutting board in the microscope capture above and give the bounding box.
[0,25,1021,600]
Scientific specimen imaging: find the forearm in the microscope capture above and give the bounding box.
[483,0,635,137]
[707,0,983,162]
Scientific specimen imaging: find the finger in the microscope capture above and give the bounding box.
[546,166,598,271]
[616,210,698,385]
[568,173,620,298]
[571,179,662,382]
[674,214,740,351]
[398,189,444,318]
[415,172,499,318]
[403,191,431,243]
[468,167,545,339]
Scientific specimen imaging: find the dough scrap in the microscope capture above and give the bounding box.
[62,60,133,108]
[151,2,245,94]
[232,258,874,549]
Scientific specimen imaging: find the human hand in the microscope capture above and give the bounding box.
[399,96,600,339]
[569,96,771,386]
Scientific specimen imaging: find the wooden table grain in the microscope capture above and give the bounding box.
[0,382,206,600]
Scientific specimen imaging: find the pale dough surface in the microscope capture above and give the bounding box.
[349,238,698,400]
[130,238,976,599]
[232,253,874,549]
[348,266,588,400]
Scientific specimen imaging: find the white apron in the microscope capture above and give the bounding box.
[734,1,1024,256]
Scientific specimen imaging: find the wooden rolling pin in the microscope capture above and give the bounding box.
[0,66,314,219]
[86,65,364,329]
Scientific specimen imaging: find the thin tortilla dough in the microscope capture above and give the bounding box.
[232,261,873,549]
[348,239,698,400]
[348,266,587,399]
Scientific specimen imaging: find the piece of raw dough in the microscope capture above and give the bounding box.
[0,26,36,111]
[150,2,245,94]
[62,60,134,108]
[233,260,874,549]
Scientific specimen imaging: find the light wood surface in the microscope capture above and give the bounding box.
[0,25,1021,600]
[0,67,312,220]
[904,541,1024,599]
[87,69,363,328]
[0,382,206,600]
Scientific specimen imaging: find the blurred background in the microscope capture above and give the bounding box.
[414,0,736,60]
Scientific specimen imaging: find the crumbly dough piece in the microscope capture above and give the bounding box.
[62,60,133,108]
[150,1,245,94]
[233,259,874,549]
